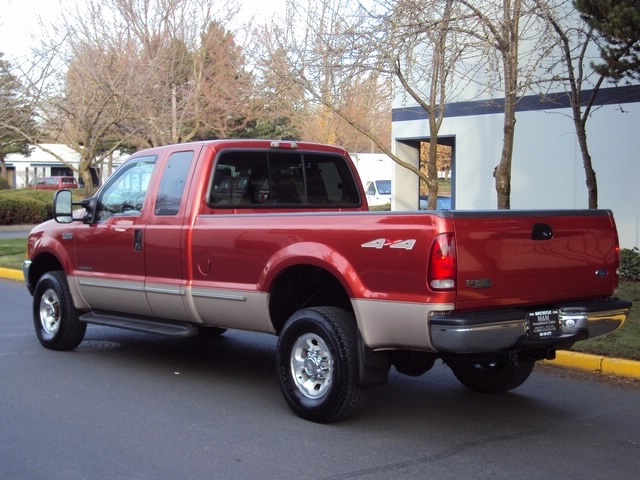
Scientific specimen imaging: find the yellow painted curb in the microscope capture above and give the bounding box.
[0,267,24,282]
[547,351,602,372]
[546,350,640,380]
[602,358,640,380]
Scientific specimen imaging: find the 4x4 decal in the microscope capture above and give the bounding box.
[361,238,416,250]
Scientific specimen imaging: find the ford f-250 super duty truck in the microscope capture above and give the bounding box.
[23,139,631,422]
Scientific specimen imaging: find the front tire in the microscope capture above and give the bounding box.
[446,356,535,393]
[276,307,367,423]
[33,271,86,350]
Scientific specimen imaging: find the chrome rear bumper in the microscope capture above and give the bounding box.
[430,297,631,354]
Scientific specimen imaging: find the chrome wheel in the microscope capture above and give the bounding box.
[290,333,334,399]
[277,307,368,422]
[39,288,61,338]
[33,271,86,350]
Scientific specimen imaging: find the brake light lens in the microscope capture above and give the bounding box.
[429,233,456,290]
[270,141,298,149]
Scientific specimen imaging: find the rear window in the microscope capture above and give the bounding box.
[208,151,360,208]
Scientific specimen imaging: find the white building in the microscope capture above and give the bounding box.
[392,87,640,249]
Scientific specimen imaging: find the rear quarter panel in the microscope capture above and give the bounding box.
[189,211,453,303]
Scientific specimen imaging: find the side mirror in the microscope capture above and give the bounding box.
[53,190,97,224]
[53,190,73,223]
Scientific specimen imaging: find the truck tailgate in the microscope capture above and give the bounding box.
[451,210,619,310]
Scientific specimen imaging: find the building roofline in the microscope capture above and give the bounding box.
[392,84,640,122]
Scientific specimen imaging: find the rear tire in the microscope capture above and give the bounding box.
[33,271,86,351]
[276,307,367,423]
[446,357,535,393]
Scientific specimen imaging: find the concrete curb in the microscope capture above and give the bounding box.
[1,266,639,381]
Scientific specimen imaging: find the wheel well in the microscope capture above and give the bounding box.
[28,253,63,289]
[269,265,353,334]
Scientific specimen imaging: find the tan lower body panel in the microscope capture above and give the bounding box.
[352,298,453,351]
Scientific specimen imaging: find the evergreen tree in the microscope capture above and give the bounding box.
[574,0,640,80]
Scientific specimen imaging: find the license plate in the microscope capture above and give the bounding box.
[526,310,560,338]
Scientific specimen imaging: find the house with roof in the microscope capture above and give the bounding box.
[4,144,115,189]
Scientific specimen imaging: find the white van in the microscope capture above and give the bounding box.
[364,179,391,206]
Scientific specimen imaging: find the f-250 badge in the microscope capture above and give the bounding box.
[361,238,416,250]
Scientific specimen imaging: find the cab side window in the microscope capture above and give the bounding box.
[97,156,157,221]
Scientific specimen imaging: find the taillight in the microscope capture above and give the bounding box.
[428,233,456,290]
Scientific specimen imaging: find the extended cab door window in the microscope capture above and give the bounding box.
[97,156,157,222]
[154,151,194,215]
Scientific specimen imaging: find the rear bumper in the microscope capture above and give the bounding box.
[430,297,632,354]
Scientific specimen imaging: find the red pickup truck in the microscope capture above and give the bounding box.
[23,139,631,422]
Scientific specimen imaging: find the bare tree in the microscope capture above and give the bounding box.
[5,0,151,193]
[253,1,392,149]
[452,1,557,209]
[0,54,37,185]
[49,40,141,192]
[458,0,526,209]
[105,0,252,146]
[7,0,247,193]
[536,0,628,208]
[253,0,465,204]
[388,0,464,208]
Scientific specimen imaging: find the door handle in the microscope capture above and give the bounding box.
[133,229,143,251]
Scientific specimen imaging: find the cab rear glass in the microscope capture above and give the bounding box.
[207,151,360,208]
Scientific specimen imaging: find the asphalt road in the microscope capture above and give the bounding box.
[2,278,640,480]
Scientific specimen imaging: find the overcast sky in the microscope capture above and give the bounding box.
[1,0,283,64]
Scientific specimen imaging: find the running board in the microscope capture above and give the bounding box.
[79,311,199,338]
